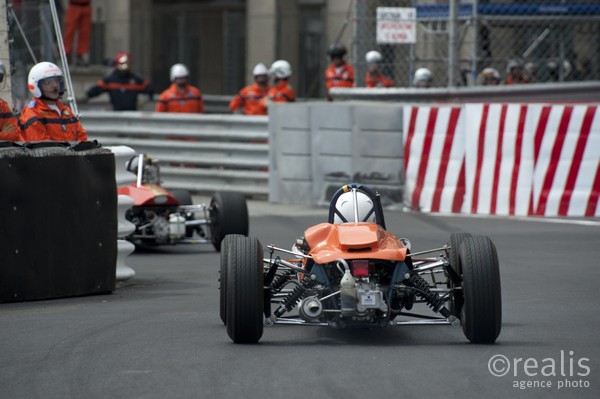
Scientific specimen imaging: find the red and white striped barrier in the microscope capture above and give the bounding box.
[403,105,466,213]
[403,103,600,217]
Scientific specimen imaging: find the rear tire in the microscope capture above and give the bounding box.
[210,192,249,251]
[219,234,244,325]
[226,236,264,344]
[459,235,502,344]
[170,189,193,205]
[448,232,472,317]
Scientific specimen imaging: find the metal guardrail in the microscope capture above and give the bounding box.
[82,111,269,197]
[330,81,600,103]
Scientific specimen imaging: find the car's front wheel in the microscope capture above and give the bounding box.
[220,234,244,325]
[447,232,472,318]
[459,235,502,344]
[226,235,264,344]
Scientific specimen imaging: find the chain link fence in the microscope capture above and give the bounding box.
[352,0,600,88]
[4,0,600,107]
[6,0,65,111]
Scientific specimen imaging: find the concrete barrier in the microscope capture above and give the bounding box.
[268,101,404,205]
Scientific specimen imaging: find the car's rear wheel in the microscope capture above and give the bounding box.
[459,235,502,344]
[210,192,249,251]
[226,236,264,344]
[220,234,244,325]
[170,189,193,206]
[447,232,472,317]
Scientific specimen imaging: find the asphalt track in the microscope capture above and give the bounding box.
[2,199,599,399]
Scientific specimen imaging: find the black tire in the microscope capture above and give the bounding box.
[459,235,502,344]
[219,234,245,325]
[448,232,472,275]
[226,236,264,344]
[170,189,193,205]
[448,232,472,317]
[210,191,249,251]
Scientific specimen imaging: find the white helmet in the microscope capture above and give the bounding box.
[269,60,292,79]
[170,63,189,81]
[253,63,268,76]
[365,50,382,64]
[28,62,64,98]
[333,191,375,224]
[413,67,433,87]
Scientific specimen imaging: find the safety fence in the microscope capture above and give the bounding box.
[404,103,600,217]
[352,1,600,88]
[82,111,269,197]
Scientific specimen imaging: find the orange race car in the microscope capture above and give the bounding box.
[220,183,502,344]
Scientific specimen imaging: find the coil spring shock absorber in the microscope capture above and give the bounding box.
[404,273,458,326]
[273,277,315,318]
[269,269,295,294]
[405,274,445,312]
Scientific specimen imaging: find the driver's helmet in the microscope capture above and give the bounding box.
[126,154,161,184]
[333,191,375,223]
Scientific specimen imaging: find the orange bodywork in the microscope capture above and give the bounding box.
[304,223,407,264]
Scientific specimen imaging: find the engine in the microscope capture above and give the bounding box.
[128,207,186,244]
[294,259,395,326]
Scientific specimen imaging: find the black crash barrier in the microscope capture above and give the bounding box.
[0,142,117,303]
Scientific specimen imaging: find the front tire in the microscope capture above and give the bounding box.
[459,235,502,344]
[210,192,249,251]
[226,236,264,344]
[220,234,244,325]
[448,232,472,317]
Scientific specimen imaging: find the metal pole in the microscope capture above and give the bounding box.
[0,1,12,108]
[448,0,458,87]
[471,0,478,84]
[49,0,79,117]
[9,7,37,65]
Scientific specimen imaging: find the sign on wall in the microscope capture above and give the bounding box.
[376,7,417,44]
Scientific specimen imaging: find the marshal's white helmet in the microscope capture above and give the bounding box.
[365,50,382,64]
[413,67,433,87]
[27,62,64,98]
[253,63,268,76]
[333,191,375,224]
[170,63,189,81]
[269,60,292,79]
